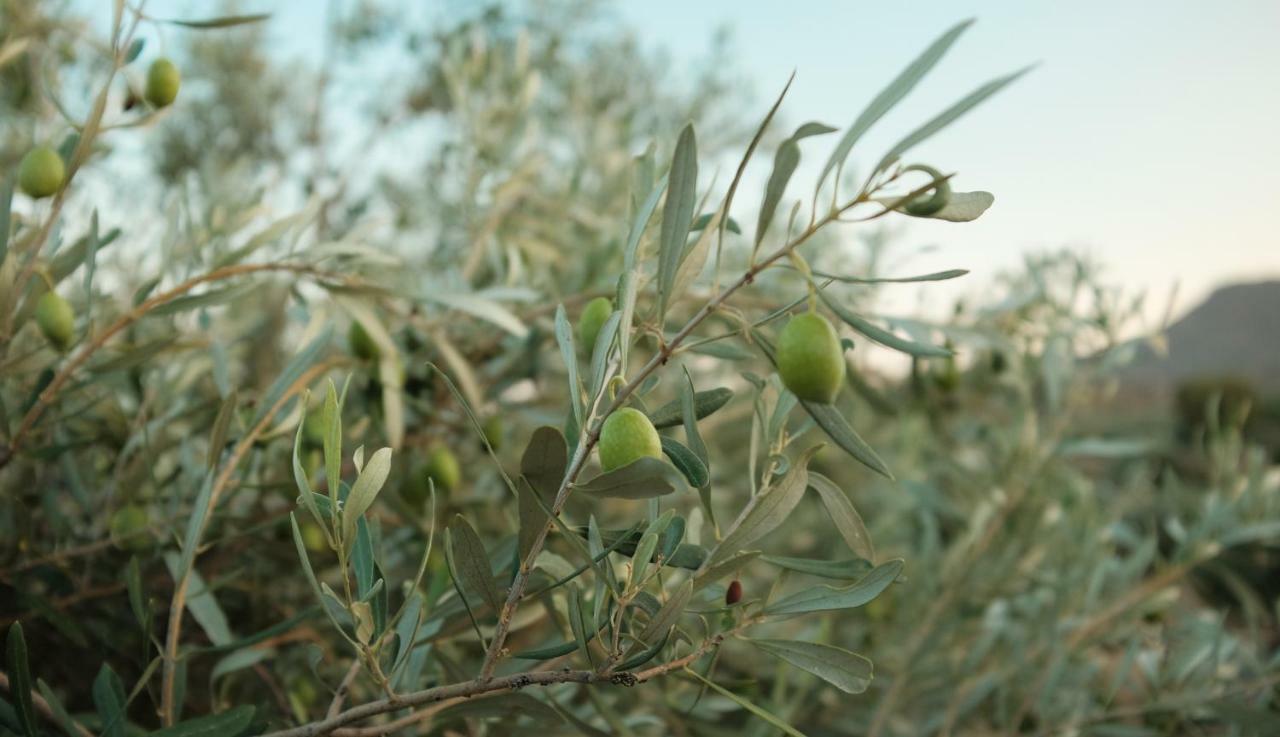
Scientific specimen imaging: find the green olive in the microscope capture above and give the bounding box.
[777,311,844,403]
[424,446,461,492]
[349,321,379,361]
[578,297,613,355]
[145,58,181,108]
[481,415,503,451]
[598,407,661,472]
[35,291,75,351]
[18,146,65,199]
[109,504,151,551]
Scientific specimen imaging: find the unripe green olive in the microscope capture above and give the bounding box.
[18,146,65,199]
[110,504,151,551]
[578,297,612,355]
[424,446,461,492]
[35,291,75,351]
[349,321,379,361]
[145,58,181,108]
[777,311,844,403]
[481,415,503,451]
[598,407,661,472]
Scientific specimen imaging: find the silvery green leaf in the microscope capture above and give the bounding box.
[760,554,873,580]
[800,401,892,480]
[521,425,568,497]
[164,552,233,647]
[162,13,270,29]
[148,706,256,737]
[875,65,1033,173]
[577,457,682,499]
[809,472,875,560]
[819,291,951,357]
[704,446,818,569]
[447,515,503,613]
[340,447,392,550]
[660,436,709,489]
[646,387,733,429]
[554,305,584,430]
[757,122,837,249]
[421,292,528,337]
[637,579,693,645]
[809,268,969,284]
[6,622,36,737]
[657,124,698,317]
[818,19,974,191]
[765,559,904,616]
[92,665,127,737]
[749,639,873,694]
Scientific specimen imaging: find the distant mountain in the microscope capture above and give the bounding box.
[1123,281,1280,397]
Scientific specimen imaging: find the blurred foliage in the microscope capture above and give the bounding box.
[1,2,1278,737]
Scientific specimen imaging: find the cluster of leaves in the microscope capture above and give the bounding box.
[3,3,1277,737]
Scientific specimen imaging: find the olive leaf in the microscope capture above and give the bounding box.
[646,387,734,429]
[148,706,257,737]
[760,554,873,580]
[818,18,974,191]
[818,290,951,358]
[521,425,568,496]
[340,447,392,551]
[765,559,904,616]
[447,516,504,613]
[874,190,995,222]
[757,121,837,250]
[809,472,875,561]
[657,124,698,317]
[660,436,709,488]
[703,446,819,570]
[576,457,682,499]
[749,639,873,694]
[6,622,37,737]
[636,579,693,647]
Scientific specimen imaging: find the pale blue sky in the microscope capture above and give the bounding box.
[94,1,1280,322]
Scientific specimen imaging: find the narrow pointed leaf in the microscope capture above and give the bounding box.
[705,447,818,569]
[577,457,681,499]
[809,472,875,560]
[819,19,975,190]
[750,639,873,694]
[340,447,392,550]
[765,559,904,616]
[647,387,733,430]
[447,516,503,613]
[660,436,709,488]
[657,125,698,316]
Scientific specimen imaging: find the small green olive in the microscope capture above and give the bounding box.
[481,415,503,451]
[578,297,613,355]
[777,311,844,403]
[18,146,65,199]
[145,58,181,108]
[110,505,151,551]
[424,446,461,492]
[349,321,379,361]
[35,291,75,351]
[598,407,661,472]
